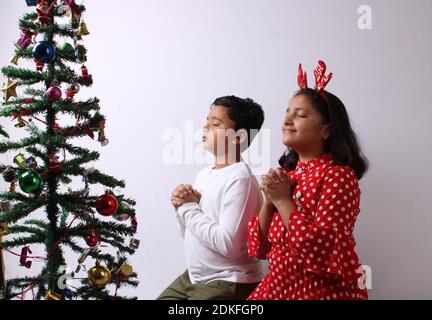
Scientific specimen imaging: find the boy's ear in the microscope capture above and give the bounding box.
[233,129,248,145]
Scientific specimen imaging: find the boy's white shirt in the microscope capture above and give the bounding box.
[175,161,264,284]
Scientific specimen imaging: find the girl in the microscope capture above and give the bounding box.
[248,61,369,300]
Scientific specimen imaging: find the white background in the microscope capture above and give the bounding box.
[1,0,431,299]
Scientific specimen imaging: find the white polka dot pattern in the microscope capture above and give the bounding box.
[247,154,368,300]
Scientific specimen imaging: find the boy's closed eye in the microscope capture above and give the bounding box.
[207,116,223,126]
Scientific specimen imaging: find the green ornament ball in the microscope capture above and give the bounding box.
[18,171,42,193]
[60,43,74,55]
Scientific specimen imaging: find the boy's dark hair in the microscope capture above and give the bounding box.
[211,95,265,151]
[279,88,369,180]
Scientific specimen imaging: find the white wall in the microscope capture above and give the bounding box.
[1,0,431,299]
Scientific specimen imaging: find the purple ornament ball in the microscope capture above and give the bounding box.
[46,86,62,101]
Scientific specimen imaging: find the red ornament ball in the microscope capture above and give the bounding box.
[86,234,100,247]
[131,218,138,232]
[95,193,118,216]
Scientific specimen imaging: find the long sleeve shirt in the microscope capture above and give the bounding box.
[176,161,264,284]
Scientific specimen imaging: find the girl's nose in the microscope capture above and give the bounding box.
[284,114,293,126]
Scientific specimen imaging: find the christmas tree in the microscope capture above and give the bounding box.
[0,0,139,300]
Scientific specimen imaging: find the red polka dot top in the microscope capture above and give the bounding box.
[247,154,368,300]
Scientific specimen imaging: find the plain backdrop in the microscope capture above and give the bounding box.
[1,0,431,299]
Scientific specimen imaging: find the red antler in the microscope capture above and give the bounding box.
[297,63,308,89]
[314,60,333,91]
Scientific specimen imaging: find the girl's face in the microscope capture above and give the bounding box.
[282,94,330,153]
[202,105,237,157]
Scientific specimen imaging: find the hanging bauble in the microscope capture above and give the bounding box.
[119,263,133,279]
[26,0,37,6]
[32,41,55,63]
[95,192,118,216]
[2,166,17,183]
[88,261,111,288]
[64,288,73,300]
[67,83,80,94]
[86,234,100,247]
[131,218,138,232]
[46,86,62,101]
[60,42,75,56]
[18,170,42,193]
[65,83,80,100]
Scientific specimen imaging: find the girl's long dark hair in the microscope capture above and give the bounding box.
[279,88,369,180]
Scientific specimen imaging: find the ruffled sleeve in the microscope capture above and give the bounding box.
[247,215,270,260]
[286,166,363,283]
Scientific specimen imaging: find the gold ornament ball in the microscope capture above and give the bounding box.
[119,263,133,277]
[88,262,111,288]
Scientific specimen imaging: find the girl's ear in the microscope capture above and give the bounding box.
[321,123,331,140]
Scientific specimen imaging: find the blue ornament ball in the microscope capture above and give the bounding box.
[32,41,56,63]
[64,288,73,300]
[25,0,37,6]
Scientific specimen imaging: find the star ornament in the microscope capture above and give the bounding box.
[1,78,19,102]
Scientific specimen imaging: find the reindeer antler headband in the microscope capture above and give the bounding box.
[297,60,333,102]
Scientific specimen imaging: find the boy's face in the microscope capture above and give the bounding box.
[202,105,238,158]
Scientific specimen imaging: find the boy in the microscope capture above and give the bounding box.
[157,96,265,300]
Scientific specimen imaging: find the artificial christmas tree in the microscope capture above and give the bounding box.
[0,0,139,300]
